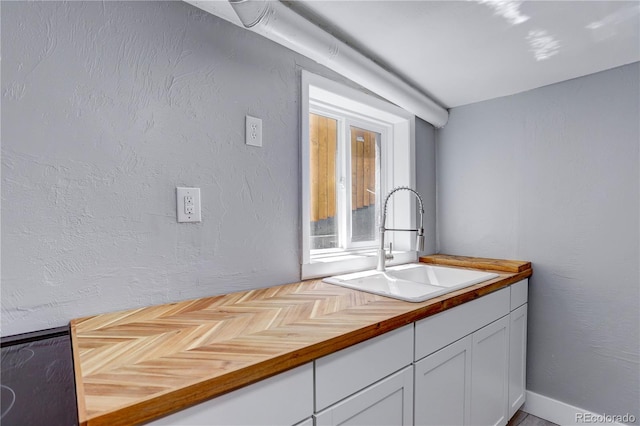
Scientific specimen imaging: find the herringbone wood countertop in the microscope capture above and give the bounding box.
[71,256,532,426]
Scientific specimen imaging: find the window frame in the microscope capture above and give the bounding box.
[309,105,389,253]
[301,70,417,280]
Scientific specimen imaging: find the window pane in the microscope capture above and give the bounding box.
[350,126,380,244]
[310,113,339,250]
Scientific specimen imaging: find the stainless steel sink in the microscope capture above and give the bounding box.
[323,263,499,302]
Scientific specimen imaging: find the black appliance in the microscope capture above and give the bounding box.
[1,327,78,425]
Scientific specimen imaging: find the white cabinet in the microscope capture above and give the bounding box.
[508,278,528,418]
[414,335,472,426]
[316,325,413,411]
[415,316,510,426]
[509,303,528,418]
[315,367,414,426]
[315,325,414,425]
[149,363,313,426]
[510,279,528,311]
[415,280,528,426]
[470,315,510,426]
[415,288,510,360]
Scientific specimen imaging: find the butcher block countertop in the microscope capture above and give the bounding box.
[70,255,532,426]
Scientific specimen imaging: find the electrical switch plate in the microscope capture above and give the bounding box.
[245,115,262,147]
[176,187,201,223]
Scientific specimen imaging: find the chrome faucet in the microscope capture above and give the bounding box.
[377,187,425,271]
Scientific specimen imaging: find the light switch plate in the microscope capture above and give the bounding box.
[245,115,262,147]
[176,187,201,223]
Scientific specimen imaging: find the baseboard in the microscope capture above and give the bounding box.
[522,391,634,426]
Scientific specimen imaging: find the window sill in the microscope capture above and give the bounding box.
[302,251,418,280]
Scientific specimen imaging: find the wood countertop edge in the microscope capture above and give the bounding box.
[419,254,532,273]
[70,319,89,426]
[76,259,533,425]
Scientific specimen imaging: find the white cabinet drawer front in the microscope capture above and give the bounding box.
[415,287,510,360]
[315,366,413,426]
[510,279,528,310]
[315,324,413,411]
[149,363,313,426]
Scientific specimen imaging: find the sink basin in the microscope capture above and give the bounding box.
[323,264,499,302]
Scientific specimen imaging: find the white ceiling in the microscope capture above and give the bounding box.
[189,0,640,108]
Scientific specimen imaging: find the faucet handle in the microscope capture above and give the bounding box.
[386,242,394,260]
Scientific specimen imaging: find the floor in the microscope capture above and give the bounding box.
[508,410,559,426]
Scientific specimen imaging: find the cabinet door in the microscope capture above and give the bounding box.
[315,366,413,426]
[509,304,527,418]
[415,335,472,426]
[470,316,510,426]
[149,363,313,426]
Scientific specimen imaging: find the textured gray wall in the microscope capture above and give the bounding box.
[1,1,436,336]
[437,63,639,418]
[416,117,437,256]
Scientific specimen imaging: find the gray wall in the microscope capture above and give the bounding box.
[1,1,436,336]
[416,117,437,256]
[437,63,639,418]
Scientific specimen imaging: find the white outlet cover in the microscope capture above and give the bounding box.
[176,187,201,223]
[245,115,262,147]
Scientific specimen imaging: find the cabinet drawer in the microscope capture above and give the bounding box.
[510,279,528,310]
[315,324,413,411]
[150,363,313,425]
[415,287,510,361]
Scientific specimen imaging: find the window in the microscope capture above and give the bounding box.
[301,71,417,279]
[309,113,383,252]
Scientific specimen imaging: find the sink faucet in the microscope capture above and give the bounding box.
[377,186,425,271]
